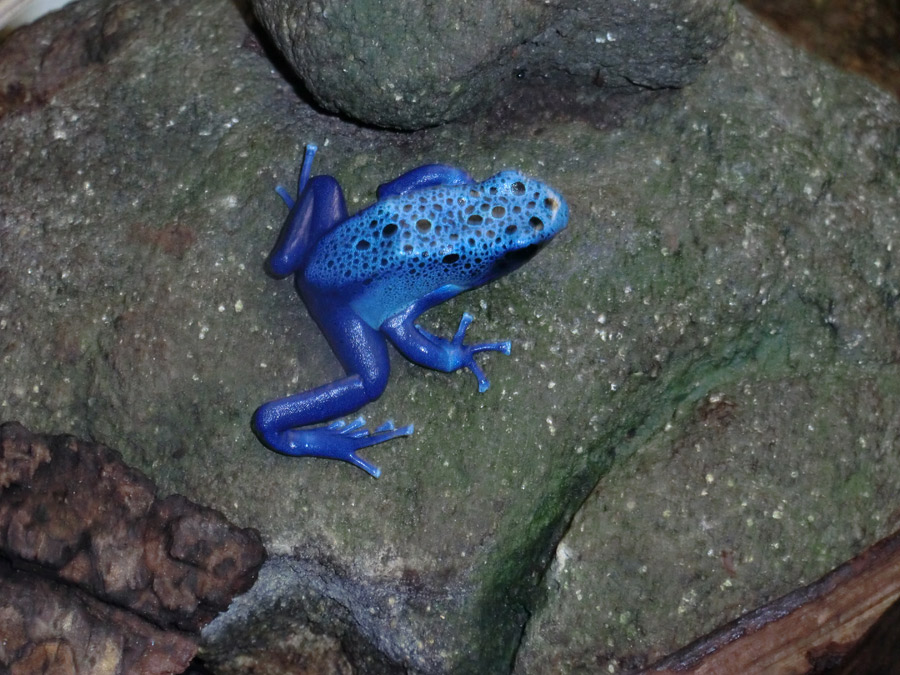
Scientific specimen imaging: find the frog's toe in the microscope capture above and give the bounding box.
[375,420,415,436]
[269,418,414,477]
[347,452,383,478]
[275,185,295,208]
[336,416,370,438]
[452,312,476,344]
[467,340,511,392]
[468,360,491,393]
[471,339,512,356]
[339,419,414,477]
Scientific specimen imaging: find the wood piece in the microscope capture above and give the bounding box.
[647,529,900,674]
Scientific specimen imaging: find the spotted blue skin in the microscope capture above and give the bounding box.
[253,145,569,477]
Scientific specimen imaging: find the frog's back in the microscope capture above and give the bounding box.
[303,171,567,327]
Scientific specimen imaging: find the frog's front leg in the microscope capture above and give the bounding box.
[382,295,512,393]
[252,313,412,478]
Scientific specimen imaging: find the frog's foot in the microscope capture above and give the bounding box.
[275,144,319,208]
[274,417,414,478]
[418,312,511,393]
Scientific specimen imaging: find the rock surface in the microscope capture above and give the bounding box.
[250,0,731,129]
[1,0,899,672]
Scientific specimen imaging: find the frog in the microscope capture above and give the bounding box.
[252,144,569,477]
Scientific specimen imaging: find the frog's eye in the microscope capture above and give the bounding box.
[510,181,526,195]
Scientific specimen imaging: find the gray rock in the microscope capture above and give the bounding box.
[523,0,733,90]
[514,11,900,674]
[250,0,732,129]
[1,0,899,673]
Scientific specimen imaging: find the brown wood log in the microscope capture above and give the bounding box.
[646,529,900,674]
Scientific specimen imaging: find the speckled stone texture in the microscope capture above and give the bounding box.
[250,0,731,129]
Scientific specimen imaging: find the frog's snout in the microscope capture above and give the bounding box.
[545,194,561,214]
[543,187,569,236]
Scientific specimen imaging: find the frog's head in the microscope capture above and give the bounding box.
[462,170,569,286]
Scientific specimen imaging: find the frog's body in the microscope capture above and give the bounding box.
[253,145,568,477]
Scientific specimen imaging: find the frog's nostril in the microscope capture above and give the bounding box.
[544,196,559,212]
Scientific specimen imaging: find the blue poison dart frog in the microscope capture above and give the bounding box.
[253,145,569,477]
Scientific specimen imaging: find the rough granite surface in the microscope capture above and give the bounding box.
[1,0,899,673]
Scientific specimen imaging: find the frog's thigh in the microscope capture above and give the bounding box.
[254,311,392,434]
[253,374,371,434]
[322,307,392,399]
[299,289,391,392]
[268,175,348,278]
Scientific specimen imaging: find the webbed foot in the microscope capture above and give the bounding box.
[417,312,511,392]
[271,417,413,478]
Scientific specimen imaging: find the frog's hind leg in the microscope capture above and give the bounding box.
[252,376,413,477]
[275,144,318,208]
[252,312,412,478]
[267,147,347,278]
